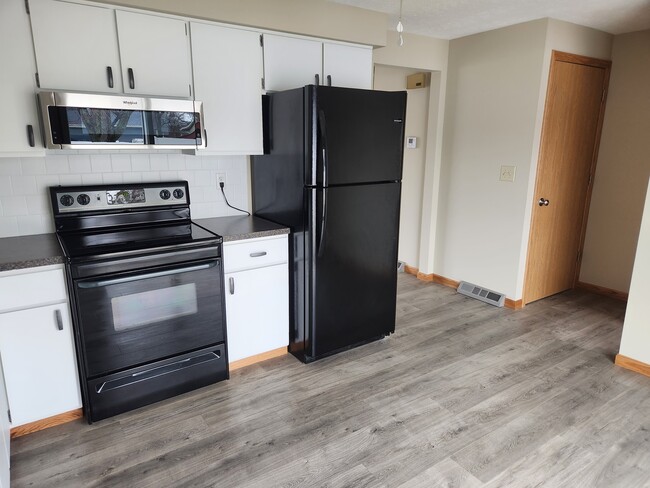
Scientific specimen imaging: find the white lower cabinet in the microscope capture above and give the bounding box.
[0,267,81,427]
[224,235,289,363]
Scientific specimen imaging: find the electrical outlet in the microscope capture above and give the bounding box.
[500,165,516,182]
[216,173,226,186]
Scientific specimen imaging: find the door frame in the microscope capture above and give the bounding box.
[523,50,611,305]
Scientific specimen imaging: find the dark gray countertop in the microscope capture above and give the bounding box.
[195,216,289,242]
[0,216,288,272]
[0,233,65,272]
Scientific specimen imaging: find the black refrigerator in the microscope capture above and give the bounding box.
[252,85,407,363]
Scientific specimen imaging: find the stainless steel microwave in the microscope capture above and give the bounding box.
[38,91,205,150]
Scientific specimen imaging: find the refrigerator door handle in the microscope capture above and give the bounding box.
[318,109,329,187]
[317,188,328,258]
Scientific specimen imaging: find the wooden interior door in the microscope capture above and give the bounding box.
[524,51,611,304]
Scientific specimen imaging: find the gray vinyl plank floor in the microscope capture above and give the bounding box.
[10,274,650,488]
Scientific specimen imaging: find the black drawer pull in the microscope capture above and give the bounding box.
[27,124,35,147]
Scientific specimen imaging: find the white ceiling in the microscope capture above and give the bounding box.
[329,0,650,39]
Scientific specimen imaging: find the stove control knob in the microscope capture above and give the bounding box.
[173,188,185,199]
[77,194,91,206]
[60,194,74,207]
[159,189,171,200]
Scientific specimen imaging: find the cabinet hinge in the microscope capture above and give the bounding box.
[261,78,265,90]
[35,72,40,88]
[7,409,11,424]
[259,35,263,47]
[24,0,30,14]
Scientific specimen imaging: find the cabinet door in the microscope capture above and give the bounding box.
[116,10,192,98]
[30,0,122,93]
[225,265,289,362]
[263,34,323,91]
[0,0,42,154]
[0,304,81,426]
[0,354,9,488]
[191,23,263,154]
[323,43,373,89]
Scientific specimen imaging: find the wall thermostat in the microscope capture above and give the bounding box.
[406,136,417,149]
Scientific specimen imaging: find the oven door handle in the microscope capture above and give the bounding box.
[77,260,219,289]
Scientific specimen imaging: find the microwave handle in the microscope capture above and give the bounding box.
[77,260,219,289]
[128,68,135,90]
[106,66,114,89]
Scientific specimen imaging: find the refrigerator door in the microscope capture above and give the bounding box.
[306,182,400,361]
[308,86,406,187]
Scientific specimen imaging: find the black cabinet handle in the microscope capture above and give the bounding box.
[204,129,208,148]
[26,125,35,147]
[128,68,135,90]
[55,309,63,331]
[327,75,332,86]
[315,74,320,85]
[106,66,114,88]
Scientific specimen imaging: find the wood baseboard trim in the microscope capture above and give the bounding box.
[403,264,419,276]
[577,281,628,301]
[11,408,83,439]
[615,354,650,378]
[505,299,524,310]
[229,347,288,371]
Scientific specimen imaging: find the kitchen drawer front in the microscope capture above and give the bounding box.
[0,266,67,313]
[224,235,288,273]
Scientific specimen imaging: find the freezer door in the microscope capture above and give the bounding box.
[307,182,400,360]
[310,86,406,186]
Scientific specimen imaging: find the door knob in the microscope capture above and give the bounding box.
[538,198,550,207]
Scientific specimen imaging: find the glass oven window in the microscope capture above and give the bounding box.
[111,283,198,331]
[66,107,145,144]
[147,111,199,146]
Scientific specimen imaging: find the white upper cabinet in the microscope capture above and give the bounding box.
[263,34,373,91]
[116,11,192,98]
[323,42,373,89]
[30,0,123,93]
[263,34,323,91]
[30,0,192,98]
[0,0,43,155]
[191,23,263,154]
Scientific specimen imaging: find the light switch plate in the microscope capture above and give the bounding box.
[500,165,516,182]
[406,136,417,149]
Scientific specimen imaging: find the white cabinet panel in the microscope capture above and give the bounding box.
[116,11,192,98]
[0,303,81,426]
[0,268,67,312]
[0,354,9,488]
[263,34,323,91]
[225,265,289,362]
[224,235,289,363]
[323,43,373,89]
[0,0,43,155]
[191,23,263,154]
[30,0,122,93]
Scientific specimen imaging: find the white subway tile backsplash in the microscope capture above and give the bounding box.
[0,217,18,237]
[68,155,92,174]
[111,154,132,172]
[0,159,22,176]
[0,153,249,237]
[11,175,37,195]
[21,158,47,175]
[1,196,29,217]
[90,154,112,173]
[130,154,151,172]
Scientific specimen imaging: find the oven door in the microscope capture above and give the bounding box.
[73,257,224,378]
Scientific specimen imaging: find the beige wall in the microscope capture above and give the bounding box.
[580,30,650,293]
[95,0,387,46]
[435,20,548,299]
[374,65,430,268]
[618,178,650,364]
